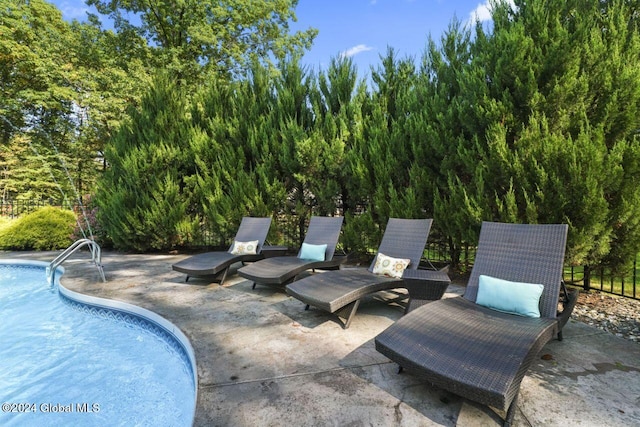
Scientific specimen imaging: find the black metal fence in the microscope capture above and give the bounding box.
[566,263,639,300]
[421,239,640,300]
[2,199,638,300]
[0,199,74,218]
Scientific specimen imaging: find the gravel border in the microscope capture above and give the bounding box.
[571,288,640,343]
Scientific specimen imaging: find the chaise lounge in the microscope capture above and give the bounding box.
[374,221,578,426]
[171,217,272,284]
[237,216,346,289]
[286,218,441,328]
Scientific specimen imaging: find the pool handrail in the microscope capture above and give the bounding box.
[48,239,106,283]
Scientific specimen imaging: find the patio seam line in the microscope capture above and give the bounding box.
[198,361,395,389]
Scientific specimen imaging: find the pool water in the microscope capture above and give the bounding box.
[0,263,195,426]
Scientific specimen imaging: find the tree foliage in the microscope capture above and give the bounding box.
[0,0,148,204]
[6,0,640,275]
[0,0,75,201]
[87,0,317,81]
[96,74,197,251]
[469,0,640,269]
[96,0,640,272]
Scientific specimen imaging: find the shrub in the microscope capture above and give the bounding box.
[0,217,12,233]
[0,207,77,250]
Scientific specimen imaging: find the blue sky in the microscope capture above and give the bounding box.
[51,0,502,77]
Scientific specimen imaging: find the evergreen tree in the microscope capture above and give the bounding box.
[86,0,640,272]
[313,56,369,251]
[188,75,271,244]
[416,20,490,266]
[476,0,640,269]
[96,74,197,251]
[365,48,418,222]
[271,58,318,243]
[422,0,640,269]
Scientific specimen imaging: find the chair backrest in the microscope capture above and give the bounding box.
[368,218,433,272]
[298,216,344,261]
[463,221,568,319]
[228,217,272,253]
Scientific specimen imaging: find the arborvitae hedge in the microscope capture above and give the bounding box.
[96,74,198,251]
[97,0,640,272]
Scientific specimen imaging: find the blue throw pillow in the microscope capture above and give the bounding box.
[298,243,327,261]
[476,275,544,318]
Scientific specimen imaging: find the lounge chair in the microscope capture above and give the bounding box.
[375,222,578,426]
[286,218,437,328]
[171,217,272,284]
[237,216,345,288]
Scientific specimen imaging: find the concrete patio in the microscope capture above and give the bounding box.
[4,250,640,426]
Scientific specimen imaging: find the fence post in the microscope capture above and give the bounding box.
[634,258,637,300]
[583,265,591,291]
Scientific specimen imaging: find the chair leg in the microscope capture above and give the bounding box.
[219,267,229,286]
[336,300,361,329]
[305,304,310,311]
[185,276,190,283]
[504,393,519,427]
[397,366,403,374]
[251,282,256,289]
[556,286,578,341]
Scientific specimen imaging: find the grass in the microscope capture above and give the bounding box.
[564,256,640,299]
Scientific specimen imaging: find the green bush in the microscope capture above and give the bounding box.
[0,207,77,250]
[0,217,12,232]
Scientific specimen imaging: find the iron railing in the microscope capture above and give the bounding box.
[566,263,639,300]
[0,199,70,218]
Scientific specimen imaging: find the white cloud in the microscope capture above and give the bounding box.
[340,44,374,59]
[469,0,516,23]
[469,2,492,23]
[57,1,90,21]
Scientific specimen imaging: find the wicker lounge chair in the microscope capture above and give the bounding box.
[171,217,272,284]
[375,222,578,426]
[237,216,346,288]
[286,218,440,329]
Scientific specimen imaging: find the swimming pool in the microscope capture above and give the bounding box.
[0,260,196,426]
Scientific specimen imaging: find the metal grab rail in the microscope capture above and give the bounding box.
[47,239,106,283]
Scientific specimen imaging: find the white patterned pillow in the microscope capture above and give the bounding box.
[229,240,259,255]
[372,252,410,278]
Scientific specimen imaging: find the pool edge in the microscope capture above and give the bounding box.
[0,259,198,425]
